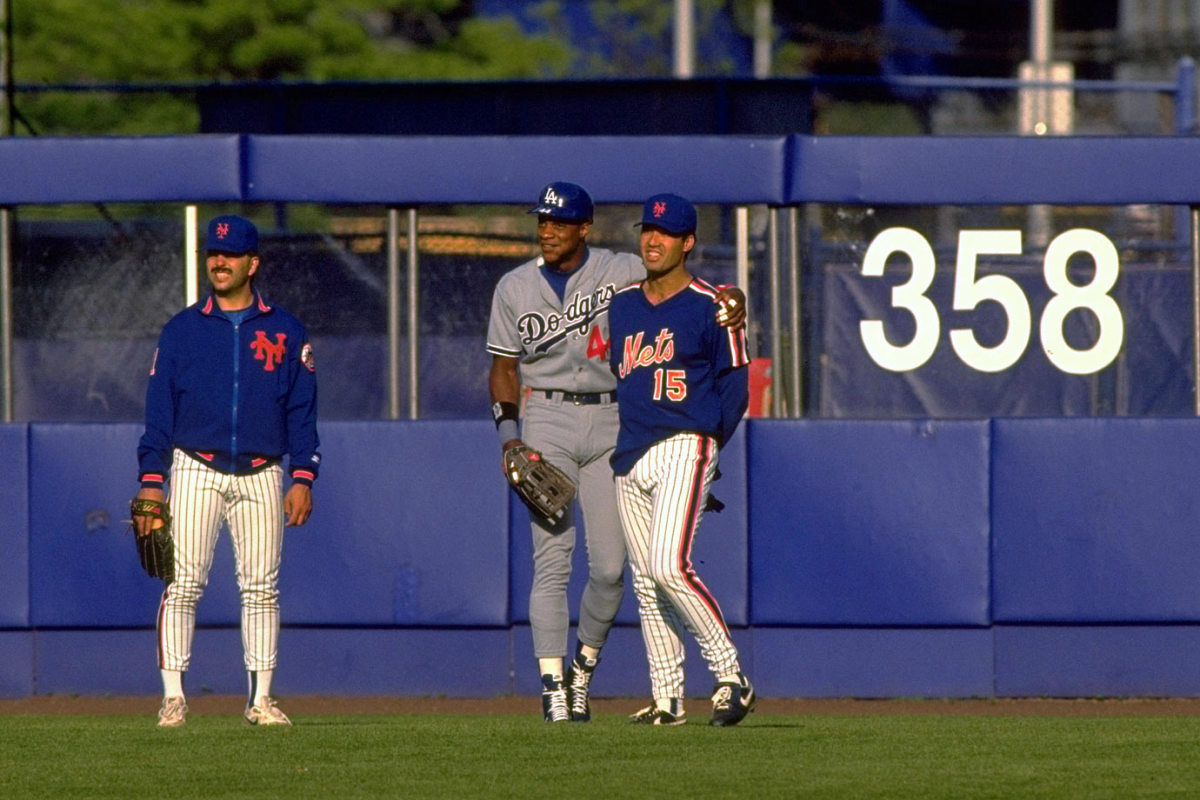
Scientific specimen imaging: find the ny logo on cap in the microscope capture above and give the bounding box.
[653,201,667,217]
[215,222,230,239]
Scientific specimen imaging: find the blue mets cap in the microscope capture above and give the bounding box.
[528,182,594,223]
[203,214,259,254]
[637,193,697,236]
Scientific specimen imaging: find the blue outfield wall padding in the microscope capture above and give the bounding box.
[508,426,749,629]
[34,628,241,696]
[992,418,1200,623]
[244,135,788,205]
[9,134,1200,208]
[282,421,509,626]
[748,419,991,626]
[788,135,1200,205]
[993,625,1200,698]
[753,628,994,698]
[0,136,243,204]
[0,425,29,627]
[29,424,167,627]
[277,628,512,697]
[0,632,34,698]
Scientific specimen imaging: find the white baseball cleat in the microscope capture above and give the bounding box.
[244,697,292,726]
[157,696,187,728]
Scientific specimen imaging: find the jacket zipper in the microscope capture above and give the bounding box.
[230,320,240,465]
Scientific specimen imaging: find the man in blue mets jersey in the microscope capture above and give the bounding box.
[608,193,755,727]
[487,182,746,722]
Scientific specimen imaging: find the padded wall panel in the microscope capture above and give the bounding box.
[753,628,994,698]
[246,135,787,204]
[0,136,242,204]
[276,629,512,697]
[0,425,29,627]
[789,135,1200,205]
[29,424,168,627]
[994,625,1200,697]
[35,628,244,695]
[282,421,509,626]
[0,632,33,698]
[992,418,1200,623]
[749,420,991,625]
[509,428,749,628]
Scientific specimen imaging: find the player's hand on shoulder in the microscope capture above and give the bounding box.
[715,286,747,330]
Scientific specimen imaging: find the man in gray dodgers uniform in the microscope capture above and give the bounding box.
[486,182,745,722]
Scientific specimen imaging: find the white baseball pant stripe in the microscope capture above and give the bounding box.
[158,450,285,673]
[614,432,741,702]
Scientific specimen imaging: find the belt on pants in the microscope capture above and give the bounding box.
[537,390,616,405]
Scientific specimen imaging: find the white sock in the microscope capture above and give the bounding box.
[249,669,274,705]
[538,658,563,683]
[578,644,600,665]
[161,669,184,699]
[656,698,682,714]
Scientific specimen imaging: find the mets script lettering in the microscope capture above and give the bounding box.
[518,284,616,346]
[619,328,675,379]
[250,331,288,371]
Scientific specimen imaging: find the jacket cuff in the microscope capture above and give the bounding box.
[291,469,315,488]
[139,473,165,490]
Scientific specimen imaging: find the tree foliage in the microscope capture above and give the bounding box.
[9,0,575,133]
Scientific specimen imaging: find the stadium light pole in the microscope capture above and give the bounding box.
[753,0,772,79]
[673,0,694,78]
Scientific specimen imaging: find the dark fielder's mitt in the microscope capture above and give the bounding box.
[503,445,576,525]
[130,498,175,584]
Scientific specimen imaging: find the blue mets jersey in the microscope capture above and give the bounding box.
[608,277,750,476]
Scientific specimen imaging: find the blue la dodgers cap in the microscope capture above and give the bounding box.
[527,182,594,222]
[203,214,259,254]
[637,193,697,235]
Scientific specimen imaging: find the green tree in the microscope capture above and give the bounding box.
[9,0,575,133]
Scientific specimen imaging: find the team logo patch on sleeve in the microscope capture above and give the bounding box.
[301,342,316,373]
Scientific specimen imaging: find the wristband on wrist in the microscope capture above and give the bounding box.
[491,401,519,428]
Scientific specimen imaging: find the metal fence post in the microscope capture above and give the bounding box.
[768,207,782,417]
[406,208,420,420]
[1193,206,1200,416]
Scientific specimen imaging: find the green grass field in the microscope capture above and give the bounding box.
[3,712,1200,799]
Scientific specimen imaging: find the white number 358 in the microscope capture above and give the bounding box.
[859,227,1124,376]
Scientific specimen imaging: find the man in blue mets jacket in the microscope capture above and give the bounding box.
[132,214,320,729]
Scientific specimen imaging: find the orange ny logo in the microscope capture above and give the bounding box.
[250,331,287,371]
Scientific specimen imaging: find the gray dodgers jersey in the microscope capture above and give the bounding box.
[487,247,644,393]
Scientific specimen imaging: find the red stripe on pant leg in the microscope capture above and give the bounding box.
[674,435,730,637]
[156,586,169,669]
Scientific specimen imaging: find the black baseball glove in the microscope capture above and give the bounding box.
[503,445,576,525]
[130,498,175,584]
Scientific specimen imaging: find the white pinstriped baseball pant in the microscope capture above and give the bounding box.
[157,449,285,673]
[614,432,742,702]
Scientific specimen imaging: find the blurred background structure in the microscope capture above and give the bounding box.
[2,1,1200,422]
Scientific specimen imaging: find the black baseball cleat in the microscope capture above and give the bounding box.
[709,673,756,727]
[629,699,686,726]
[565,653,598,722]
[541,673,569,723]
